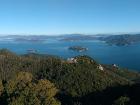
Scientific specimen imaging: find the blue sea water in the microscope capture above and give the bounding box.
[0,39,140,71]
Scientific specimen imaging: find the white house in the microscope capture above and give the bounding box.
[98,64,104,71]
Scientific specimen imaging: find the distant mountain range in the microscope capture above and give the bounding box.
[60,34,140,46]
[1,34,140,46]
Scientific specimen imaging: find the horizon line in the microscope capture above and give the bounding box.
[0,32,140,36]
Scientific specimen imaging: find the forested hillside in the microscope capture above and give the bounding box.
[99,34,140,46]
[0,49,140,105]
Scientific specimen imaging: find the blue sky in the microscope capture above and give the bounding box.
[0,0,140,35]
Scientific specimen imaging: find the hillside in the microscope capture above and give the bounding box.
[0,49,140,105]
[99,34,140,46]
[59,34,140,46]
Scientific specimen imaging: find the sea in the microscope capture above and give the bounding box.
[0,38,140,71]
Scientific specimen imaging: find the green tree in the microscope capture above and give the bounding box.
[5,72,61,105]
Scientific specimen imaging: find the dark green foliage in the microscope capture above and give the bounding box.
[0,49,140,105]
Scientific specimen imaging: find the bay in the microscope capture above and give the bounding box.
[0,39,140,71]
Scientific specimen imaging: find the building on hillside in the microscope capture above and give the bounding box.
[67,58,77,63]
[97,64,104,71]
[112,64,118,67]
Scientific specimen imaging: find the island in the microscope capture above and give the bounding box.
[98,34,140,46]
[27,49,38,53]
[68,46,88,52]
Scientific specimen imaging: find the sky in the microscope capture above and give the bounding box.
[0,0,140,35]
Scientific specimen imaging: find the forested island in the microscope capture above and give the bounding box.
[69,46,88,52]
[0,49,140,105]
